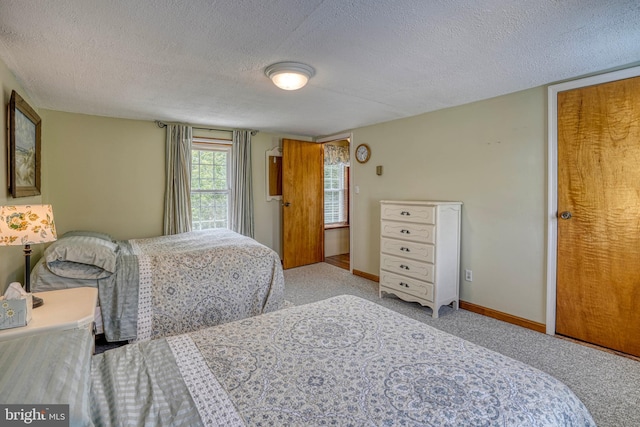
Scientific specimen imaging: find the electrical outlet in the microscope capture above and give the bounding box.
[465,269,473,282]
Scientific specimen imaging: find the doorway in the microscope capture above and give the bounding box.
[281,134,353,271]
[323,139,351,271]
[547,66,640,357]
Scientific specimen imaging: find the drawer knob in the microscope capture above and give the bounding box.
[400,229,410,234]
[400,264,410,270]
[399,282,409,288]
[401,211,411,216]
[400,247,410,252]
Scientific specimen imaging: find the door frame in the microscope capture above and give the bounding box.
[545,65,640,335]
[317,132,354,273]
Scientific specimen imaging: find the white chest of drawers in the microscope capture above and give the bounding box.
[379,200,462,318]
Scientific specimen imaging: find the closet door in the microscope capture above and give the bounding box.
[556,76,640,357]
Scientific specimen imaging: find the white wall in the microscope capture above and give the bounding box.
[350,87,547,323]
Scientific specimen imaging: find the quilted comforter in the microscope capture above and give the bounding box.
[32,229,285,342]
[125,229,285,341]
[91,295,595,426]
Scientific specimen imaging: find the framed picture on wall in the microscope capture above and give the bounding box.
[8,90,41,197]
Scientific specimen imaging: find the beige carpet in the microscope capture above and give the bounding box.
[284,262,640,427]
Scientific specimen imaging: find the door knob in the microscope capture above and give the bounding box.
[283,202,291,207]
[560,211,572,220]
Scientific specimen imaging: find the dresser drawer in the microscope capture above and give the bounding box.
[380,270,434,301]
[380,254,434,283]
[380,237,434,263]
[381,221,435,244]
[381,204,435,224]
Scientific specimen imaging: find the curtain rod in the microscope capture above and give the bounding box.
[155,120,257,136]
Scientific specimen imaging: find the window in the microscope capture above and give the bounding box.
[324,163,349,225]
[191,138,231,230]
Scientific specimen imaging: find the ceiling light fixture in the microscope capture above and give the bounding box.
[265,62,315,91]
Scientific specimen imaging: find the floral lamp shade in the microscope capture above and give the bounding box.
[0,204,57,246]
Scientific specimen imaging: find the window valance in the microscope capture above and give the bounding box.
[324,144,350,165]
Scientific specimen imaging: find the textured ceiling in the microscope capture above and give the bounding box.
[0,0,639,137]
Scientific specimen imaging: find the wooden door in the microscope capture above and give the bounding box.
[282,139,324,269]
[557,76,640,357]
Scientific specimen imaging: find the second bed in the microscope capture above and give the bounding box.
[31,229,285,341]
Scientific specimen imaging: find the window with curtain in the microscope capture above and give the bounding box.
[324,142,350,226]
[324,163,349,226]
[191,138,232,230]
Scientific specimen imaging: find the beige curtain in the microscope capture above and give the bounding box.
[230,130,254,237]
[163,124,193,235]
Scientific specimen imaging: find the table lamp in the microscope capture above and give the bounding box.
[0,204,57,308]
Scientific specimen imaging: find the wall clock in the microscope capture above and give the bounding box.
[355,143,371,163]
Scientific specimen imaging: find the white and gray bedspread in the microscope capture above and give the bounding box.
[91,295,595,426]
[122,229,284,342]
[32,229,285,342]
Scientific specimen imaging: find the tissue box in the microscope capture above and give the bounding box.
[0,294,32,330]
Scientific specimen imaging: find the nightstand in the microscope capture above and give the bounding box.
[0,287,98,342]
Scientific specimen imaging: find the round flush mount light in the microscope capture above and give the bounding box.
[265,61,315,90]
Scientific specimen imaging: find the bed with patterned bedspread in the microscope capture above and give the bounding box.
[31,229,284,342]
[86,295,595,426]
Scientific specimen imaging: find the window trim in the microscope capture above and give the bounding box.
[323,163,349,227]
[324,223,349,230]
[191,137,232,230]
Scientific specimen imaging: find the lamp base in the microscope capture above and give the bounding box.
[32,295,44,308]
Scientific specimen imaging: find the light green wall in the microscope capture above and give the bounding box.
[325,228,349,257]
[3,48,549,323]
[350,87,547,323]
[0,59,44,293]
[40,110,308,258]
[41,111,165,240]
[250,132,313,256]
